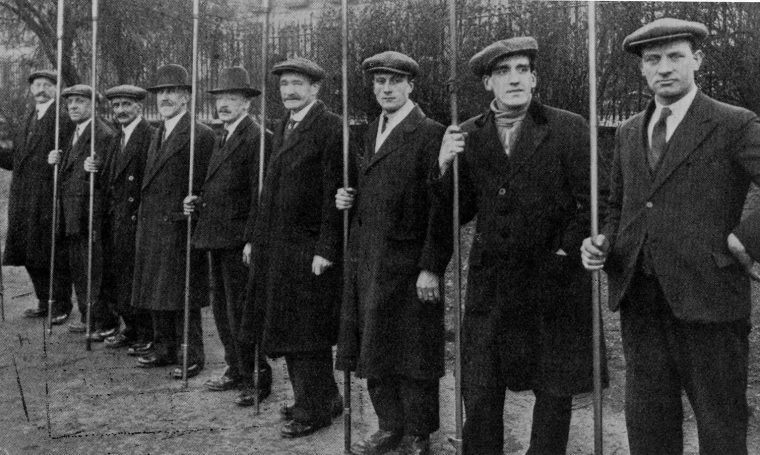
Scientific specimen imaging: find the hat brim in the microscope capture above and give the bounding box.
[271,66,323,81]
[28,75,56,85]
[482,49,537,75]
[207,87,261,97]
[105,94,147,101]
[624,33,697,55]
[146,84,193,93]
[364,66,415,77]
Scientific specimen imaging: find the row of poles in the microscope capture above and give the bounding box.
[38,0,603,453]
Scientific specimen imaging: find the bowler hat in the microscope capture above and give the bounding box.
[208,66,261,97]
[147,64,192,92]
[271,57,325,82]
[623,18,708,55]
[469,37,538,77]
[61,84,93,99]
[28,69,57,85]
[105,84,148,101]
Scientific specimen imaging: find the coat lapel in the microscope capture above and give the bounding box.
[62,123,92,174]
[471,111,511,176]
[269,100,326,167]
[20,107,54,165]
[507,101,549,179]
[113,119,150,181]
[205,115,254,181]
[364,106,426,174]
[142,113,190,189]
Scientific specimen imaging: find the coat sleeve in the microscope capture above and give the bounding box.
[244,128,271,242]
[729,113,760,260]
[0,146,13,170]
[601,124,624,249]
[313,115,345,263]
[193,126,215,194]
[418,123,452,276]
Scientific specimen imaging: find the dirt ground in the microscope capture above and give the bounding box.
[1,178,760,455]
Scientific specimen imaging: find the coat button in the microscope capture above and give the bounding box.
[646,201,653,208]
[131,215,136,221]
[202,202,207,208]
[163,215,168,221]
[128,197,134,202]
[128,175,134,181]
[498,188,506,196]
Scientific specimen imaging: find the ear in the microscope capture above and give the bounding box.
[530,71,537,90]
[482,75,492,92]
[408,80,414,94]
[311,82,322,96]
[693,49,704,71]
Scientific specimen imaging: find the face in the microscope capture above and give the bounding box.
[215,92,251,124]
[66,95,92,123]
[483,54,536,111]
[640,40,702,105]
[156,87,189,119]
[30,77,56,105]
[372,72,414,114]
[279,72,319,112]
[110,97,142,126]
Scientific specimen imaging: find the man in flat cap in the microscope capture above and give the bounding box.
[582,18,760,454]
[84,84,155,354]
[0,70,74,324]
[48,84,118,338]
[435,37,603,454]
[132,64,215,379]
[335,50,449,455]
[183,66,273,404]
[240,56,343,438]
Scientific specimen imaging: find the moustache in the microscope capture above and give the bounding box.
[283,96,301,101]
[33,92,50,98]
[159,101,175,107]
[218,109,231,114]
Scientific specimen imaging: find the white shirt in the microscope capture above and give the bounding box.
[163,110,186,141]
[224,113,247,142]
[121,115,143,148]
[647,85,698,147]
[36,99,54,119]
[375,98,416,152]
[72,118,92,145]
[289,99,317,123]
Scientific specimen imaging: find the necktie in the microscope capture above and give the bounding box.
[380,115,389,134]
[283,119,297,142]
[72,127,81,146]
[120,131,126,152]
[220,129,229,149]
[649,107,672,170]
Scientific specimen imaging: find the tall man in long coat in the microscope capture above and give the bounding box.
[435,37,604,454]
[183,66,273,404]
[132,64,215,379]
[0,70,74,324]
[242,57,343,438]
[582,19,760,454]
[48,84,118,337]
[335,51,449,455]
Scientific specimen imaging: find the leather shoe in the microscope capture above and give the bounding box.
[171,363,203,379]
[87,327,118,342]
[204,374,239,391]
[350,430,403,455]
[398,435,430,455]
[50,313,70,326]
[137,352,175,368]
[127,342,153,356]
[280,419,330,438]
[23,307,47,318]
[105,333,134,349]
[68,322,87,333]
[280,394,343,420]
[235,386,272,406]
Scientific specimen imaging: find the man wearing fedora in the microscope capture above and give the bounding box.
[582,18,760,454]
[436,37,603,454]
[0,70,74,324]
[241,57,343,438]
[131,64,215,379]
[335,51,449,455]
[183,66,273,403]
[48,84,118,339]
[84,84,155,354]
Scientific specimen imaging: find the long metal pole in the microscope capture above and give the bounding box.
[340,0,351,452]
[85,0,99,352]
[47,0,66,334]
[182,0,201,387]
[588,2,603,454]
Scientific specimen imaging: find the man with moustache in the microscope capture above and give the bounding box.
[335,51,449,455]
[132,64,215,379]
[84,85,154,352]
[183,66,273,404]
[0,70,74,324]
[241,57,343,438]
[48,84,118,338]
[435,37,601,454]
[582,19,760,454]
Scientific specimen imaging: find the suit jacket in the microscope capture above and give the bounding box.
[603,92,760,323]
[192,115,270,250]
[336,105,449,380]
[131,112,214,312]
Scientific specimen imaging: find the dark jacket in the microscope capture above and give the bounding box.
[131,112,215,312]
[603,92,760,322]
[336,106,449,380]
[431,101,605,395]
[0,104,74,267]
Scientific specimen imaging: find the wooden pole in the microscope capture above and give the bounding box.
[85,0,99,352]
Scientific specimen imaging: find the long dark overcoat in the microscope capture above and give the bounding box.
[131,113,214,311]
[242,100,343,355]
[431,101,606,396]
[336,106,450,381]
[0,105,74,268]
[101,118,154,313]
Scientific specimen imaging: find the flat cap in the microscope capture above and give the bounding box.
[105,84,147,101]
[469,37,538,77]
[61,84,93,99]
[623,18,708,55]
[271,57,325,82]
[362,51,419,78]
[28,69,57,85]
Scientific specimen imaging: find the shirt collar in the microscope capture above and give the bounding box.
[163,110,186,137]
[122,115,142,137]
[225,113,247,138]
[76,118,93,135]
[381,99,416,133]
[289,99,317,122]
[36,99,54,118]
[653,85,698,124]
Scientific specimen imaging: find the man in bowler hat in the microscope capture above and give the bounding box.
[582,18,760,454]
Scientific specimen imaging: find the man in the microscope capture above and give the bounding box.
[581,18,760,455]
[241,57,343,438]
[435,37,602,454]
[85,85,154,353]
[0,70,74,324]
[183,66,273,404]
[335,51,449,455]
[48,84,118,338]
[132,64,215,379]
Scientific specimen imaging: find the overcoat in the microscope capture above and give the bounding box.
[0,105,74,267]
[242,100,343,355]
[603,92,760,322]
[336,106,449,381]
[101,118,154,313]
[431,101,605,395]
[131,112,214,312]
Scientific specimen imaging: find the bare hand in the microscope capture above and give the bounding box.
[83,155,102,173]
[727,233,760,282]
[581,234,609,271]
[183,195,199,216]
[242,243,252,266]
[312,255,333,276]
[335,187,356,211]
[438,125,466,174]
[47,149,62,165]
[416,270,440,303]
